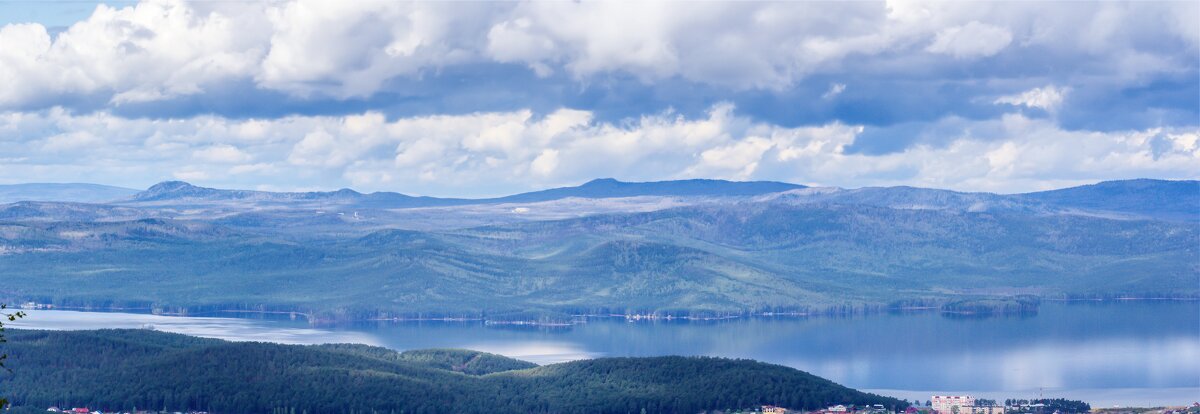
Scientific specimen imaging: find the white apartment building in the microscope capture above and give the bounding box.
[932,396,975,414]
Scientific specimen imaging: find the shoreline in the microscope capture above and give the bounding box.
[862,388,1200,410]
[11,296,1197,326]
[6,307,1197,409]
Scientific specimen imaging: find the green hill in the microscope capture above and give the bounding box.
[0,329,904,413]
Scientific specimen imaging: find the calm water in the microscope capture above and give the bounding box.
[11,302,1199,407]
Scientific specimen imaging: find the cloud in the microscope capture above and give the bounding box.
[994,85,1070,112]
[685,137,776,180]
[228,163,276,175]
[486,17,558,77]
[0,1,1194,195]
[288,130,341,167]
[257,1,499,98]
[925,21,1013,58]
[530,149,559,177]
[822,83,847,100]
[0,105,1195,196]
[194,145,252,163]
[40,130,100,152]
[172,169,210,181]
[0,1,1194,110]
[0,1,270,107]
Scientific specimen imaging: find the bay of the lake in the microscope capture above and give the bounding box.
[10,301,1198,407]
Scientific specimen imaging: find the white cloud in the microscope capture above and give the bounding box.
[40,131,100,152]
[0,1,270,107]
[194,145,252,163]
[994,85,1070,112]
[926,21,1013,58]
[822,83,847,100]
[0,1,1194,105]
[1167,132,1199,155]
[686,137,775,179]
[228,162,276,175]
[487,17,558,77]
[530,149,559,177]
[257,1,497,98]
[287,130,340,167]
[0,106,1195,196]
[172,169,210,181]
[0,23,53,106]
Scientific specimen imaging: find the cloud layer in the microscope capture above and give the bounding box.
[1,1,1195,108]
[2,105,1195,196]
[0,1,1196,194]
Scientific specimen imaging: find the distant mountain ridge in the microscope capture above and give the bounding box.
[1016,179,1199,221]
[0,177,1194,320]
[128,180,468,209]
[134,180,390,202]
[113,178,1200,220]
[0,183,137,204]
[125,178,808,205]
[760,179,1199,221]
[0,177,1194,234]
[488,178,805,203]
[762,186,1040,213]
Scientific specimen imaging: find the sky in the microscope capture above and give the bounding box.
[0,1,1196,197]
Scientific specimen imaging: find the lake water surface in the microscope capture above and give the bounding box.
[11,302,1198,407]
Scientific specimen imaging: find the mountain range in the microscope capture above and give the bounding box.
[0,178,1195,320]
[0,183,137,204]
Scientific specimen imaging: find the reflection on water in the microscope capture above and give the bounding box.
[459,341,601,365]
[10,302,1200,407]
[11,309,380,346]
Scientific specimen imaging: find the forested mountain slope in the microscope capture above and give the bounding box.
[0,329,905,414]
[0,179,1194,320]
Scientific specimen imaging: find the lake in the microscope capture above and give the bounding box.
[10,301,1199,407]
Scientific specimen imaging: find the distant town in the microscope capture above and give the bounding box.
[40,397,1200,414]
[753,398,1200,414]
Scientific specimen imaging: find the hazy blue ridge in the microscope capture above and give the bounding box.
[110,178,1200,221]
[1016,179,1200,221]
[122,178,805,207]
[486,177,806,203]
[128,180,455,206]
[0,183,138,204]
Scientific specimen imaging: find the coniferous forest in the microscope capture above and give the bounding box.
[0,329,906,414]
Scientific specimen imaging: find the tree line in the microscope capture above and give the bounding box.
[0,329,907,414]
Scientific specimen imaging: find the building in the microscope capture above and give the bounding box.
[933,396,975,414]
[810,405,850,414]
[968,406,1004,414]
[762,405,788,414]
